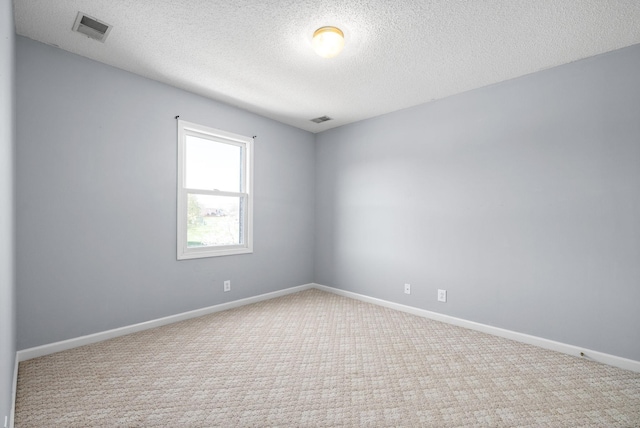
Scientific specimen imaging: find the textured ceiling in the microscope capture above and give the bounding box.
[13,0,640,133]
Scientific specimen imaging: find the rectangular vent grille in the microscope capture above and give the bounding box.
[311,116,333,123]
[72,12,112,42]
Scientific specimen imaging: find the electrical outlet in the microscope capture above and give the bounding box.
[404,283,411,294]
[437,289,447,302]
[224,280,231,292]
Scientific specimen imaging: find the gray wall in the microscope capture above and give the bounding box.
[0,0,16,422]
[16,36,315,350]
[315,44,640,361]
[13,32,640,364]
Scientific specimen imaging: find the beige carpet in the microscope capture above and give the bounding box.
[15,289,640,427]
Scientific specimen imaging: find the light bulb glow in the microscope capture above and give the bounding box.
[312,26,345,58]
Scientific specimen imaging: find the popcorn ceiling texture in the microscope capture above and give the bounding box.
[13,1,640,132]
[15,289,640,426]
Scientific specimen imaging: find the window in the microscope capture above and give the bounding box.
[177,120,253,259]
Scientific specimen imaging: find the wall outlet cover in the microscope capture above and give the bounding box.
[404,283,411,294]
[438,289,447,302]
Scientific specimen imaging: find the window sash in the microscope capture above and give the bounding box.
[177,120,253,259]
[183,131,247,193]
[183,190,248,247]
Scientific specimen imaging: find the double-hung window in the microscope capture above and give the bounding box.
[177,120,253,259]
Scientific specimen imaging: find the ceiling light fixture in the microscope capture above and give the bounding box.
[312,26,345,58]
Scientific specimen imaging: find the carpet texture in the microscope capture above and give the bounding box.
[15,289,640,427]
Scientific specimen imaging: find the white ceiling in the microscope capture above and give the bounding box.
[13,0,640,133]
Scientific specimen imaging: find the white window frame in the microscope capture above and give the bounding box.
[177,120,253,259]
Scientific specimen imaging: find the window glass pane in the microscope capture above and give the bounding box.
[186,194,242,248]
[185,135,242,192]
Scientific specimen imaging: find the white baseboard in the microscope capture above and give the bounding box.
[16,281,640,375]
[17,283,315,362]
[312,283,640,373]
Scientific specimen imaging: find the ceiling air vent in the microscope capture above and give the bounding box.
[72,12,112,42]
[311,116,333,124]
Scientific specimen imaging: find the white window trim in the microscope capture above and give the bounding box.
[177,120,254,260]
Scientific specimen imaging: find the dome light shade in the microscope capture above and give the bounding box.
[312,26,345,58]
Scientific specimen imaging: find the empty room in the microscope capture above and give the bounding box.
[1,0,640,426]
